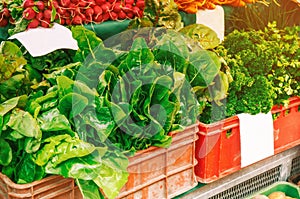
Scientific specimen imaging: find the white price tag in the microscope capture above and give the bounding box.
[9,23,78,57]
[238,112,274,168]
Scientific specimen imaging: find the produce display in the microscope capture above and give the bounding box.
[0,0,299,198]
[0,17,227,198]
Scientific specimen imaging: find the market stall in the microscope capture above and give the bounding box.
[0,0,299,198]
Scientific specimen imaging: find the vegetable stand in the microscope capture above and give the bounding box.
[0,0,299,198]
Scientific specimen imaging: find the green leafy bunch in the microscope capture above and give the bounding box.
[224,22,299,105]
[200,22,299,123]
[71,27,226,154]
[0,83,128,199]
[0,25,227,199]
[0,28,128,199]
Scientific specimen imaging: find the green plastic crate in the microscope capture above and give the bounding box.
[245,181,300,199]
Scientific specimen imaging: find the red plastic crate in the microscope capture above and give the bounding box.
[116,123,199,199]
[76,124,199,198]
[272,96,300,154]
[195,116,241,183]
[195,96,300,183]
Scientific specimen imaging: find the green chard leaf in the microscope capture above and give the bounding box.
[37,108,75,135]
[44,147,128,199]
[35,134,95,167]
[7,109,41,139]
[71,26,103,62]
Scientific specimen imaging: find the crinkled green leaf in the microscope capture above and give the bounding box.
[34,135,67,166]
[118,37,155,76]
[57,75,74,96]
[52,140,95,167]
[44,147,128,199]
[208,71,229,105]
[93,150,129,199]
[7,109,41,139]
[8,130,24,140]
[0,74,27,102]
[154,30,190,59]
[109,101,132,126]
[35,134,95,167]
[97,70,115,97]
[38,108,74,133]
[24,137,42,153]
[43,62,81,85]
[79,110,115,143]
[57,75,98,105]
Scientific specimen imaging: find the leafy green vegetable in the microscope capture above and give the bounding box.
[35,134,95,167]
[71,26,103,62]
[58,93,89,119]
[200,23,299,123]
[43,62,81,85]
[0,96,45,183]
[152,30,227,111]
[43,146,128,199]
[24,49,75,72]
[7,109,41,139]
[37,108,75,136]
[0,96,22,116]
[89,32,224,153]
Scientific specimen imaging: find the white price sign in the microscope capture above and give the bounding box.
[9,23,78,57]
[238,112,274,168]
